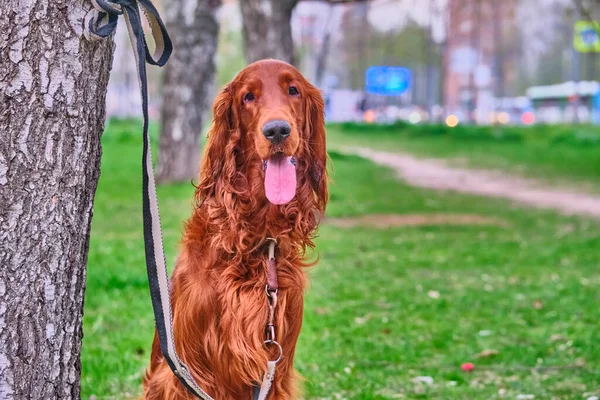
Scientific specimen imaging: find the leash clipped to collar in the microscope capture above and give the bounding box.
[253,238,283,400]
[84,1,212,399]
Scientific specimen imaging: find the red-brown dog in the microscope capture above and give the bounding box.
[143,59,328,399]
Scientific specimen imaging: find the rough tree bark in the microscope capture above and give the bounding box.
[0,1,113,398]
[240,0,299,65]
[156,0,220,183]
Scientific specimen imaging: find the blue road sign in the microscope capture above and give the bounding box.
[365,66,412,96]
[593,90,600,124]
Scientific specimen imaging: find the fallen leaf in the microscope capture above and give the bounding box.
[533,300,543,309]
[314,307,330,315]
[412,376,434,385]
[354,313,371,325]
[550,334,566,342]
[476,349,499,358]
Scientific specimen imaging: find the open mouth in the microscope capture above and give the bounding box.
[263,154,297,205]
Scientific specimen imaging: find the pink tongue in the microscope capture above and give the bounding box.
[265,155,297,205]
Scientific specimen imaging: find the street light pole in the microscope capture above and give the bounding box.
[573,4,581,123]
[426,0,436,117]
[469,0,482,124]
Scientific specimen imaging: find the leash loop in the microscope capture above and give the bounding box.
[84,0,171,66]
[83,2,213,399]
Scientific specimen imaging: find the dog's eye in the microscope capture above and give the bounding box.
[244,93,255,103]
[288,86,300,96]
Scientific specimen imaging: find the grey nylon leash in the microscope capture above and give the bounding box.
[84,1,212,398]
[83,1,278,398]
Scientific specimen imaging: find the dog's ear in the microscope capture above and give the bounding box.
[197,84,240,202]
[304,83,328,213]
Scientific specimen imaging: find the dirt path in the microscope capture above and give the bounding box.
[348,147,600,220]
[325,214,508,228]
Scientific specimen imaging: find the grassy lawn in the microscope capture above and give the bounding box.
[82,119,600,399]
[328,122,600,190]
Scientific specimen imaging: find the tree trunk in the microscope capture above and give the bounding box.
[156,0,220,184]
[314,5,334,88]
[240,0,299,65]
[0,2,113,399]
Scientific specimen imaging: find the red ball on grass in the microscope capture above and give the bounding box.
[461,362,474,372]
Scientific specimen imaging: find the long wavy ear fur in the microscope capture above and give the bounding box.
[304,84,328,214]
[196,85,240,203]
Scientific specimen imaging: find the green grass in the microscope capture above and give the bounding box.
[328,122,600,190]
[82,119,600,399]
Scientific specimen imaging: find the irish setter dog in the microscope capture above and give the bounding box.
[143,59,328,399]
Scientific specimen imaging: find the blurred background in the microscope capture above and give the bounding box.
[83,0,600,398]
[108,0,600,128]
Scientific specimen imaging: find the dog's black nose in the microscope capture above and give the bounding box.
[262,120,291,144]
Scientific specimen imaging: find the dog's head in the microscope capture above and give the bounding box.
[198,59,327,215]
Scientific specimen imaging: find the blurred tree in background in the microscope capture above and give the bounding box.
[156,0,221,183]
[216,24,247,86]
[518,0,600,92]
[328,4,442,107]
[240,0,299,65]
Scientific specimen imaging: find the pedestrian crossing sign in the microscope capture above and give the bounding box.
[574,20,600,52]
